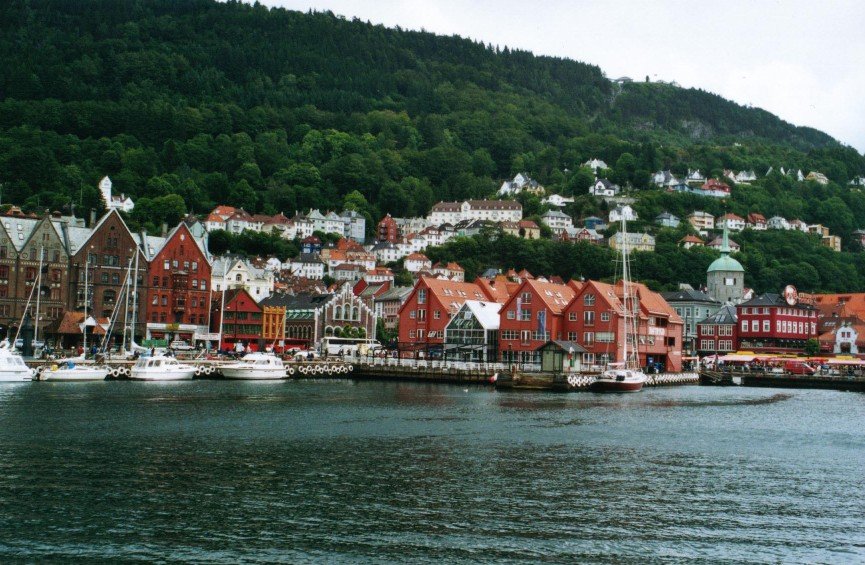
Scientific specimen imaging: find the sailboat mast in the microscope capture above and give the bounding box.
[130,248,139,349]
[33,245,43,344]
[83,258,88,357]
[620,216,628,366]
[121,256,131,352]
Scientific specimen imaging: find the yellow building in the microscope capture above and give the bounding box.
[262,306,287,341]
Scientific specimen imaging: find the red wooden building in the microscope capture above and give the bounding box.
[735,291,817,354]
[210,288,263,351]
[696,304,738,355]
[497,279,579,365]
[377,214,399,243]
[397,276,497,356]
[145,223,212,343]
[562,280,684,372]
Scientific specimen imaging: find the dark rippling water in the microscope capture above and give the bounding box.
[0,380,863,563]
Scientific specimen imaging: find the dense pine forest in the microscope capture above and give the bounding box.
[1,0,865,292]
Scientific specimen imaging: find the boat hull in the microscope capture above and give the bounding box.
[590,379,644,393]
[220,368,286,380]
[43,368,108,382]
[129,370,195,381]
[0,370,33,382]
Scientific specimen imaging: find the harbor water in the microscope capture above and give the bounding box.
[0,381,863,562]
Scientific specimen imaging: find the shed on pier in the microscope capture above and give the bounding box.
[536,340,587,374]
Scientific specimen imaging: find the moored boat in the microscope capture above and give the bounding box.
[591,215,647,393]
[42,359,108,382]
[130,355,196,381]
[591,365,647,393]
[0,343,34,382]
[220,352,286,380]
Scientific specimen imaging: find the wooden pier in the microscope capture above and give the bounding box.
[700,370,865,392]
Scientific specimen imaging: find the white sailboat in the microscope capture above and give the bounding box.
[591,216,647,393]
[44,256,109,381]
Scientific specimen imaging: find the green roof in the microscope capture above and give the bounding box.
[707,255,744,273]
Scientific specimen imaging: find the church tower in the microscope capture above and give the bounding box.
[706,224,744,304]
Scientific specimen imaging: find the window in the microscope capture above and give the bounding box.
[101,273,109,283]
[192,279,198,289]
[418,289,427,304]
[507,310,515,320]
[751,320,759,332]
[0,266,7,278]
[434,310,441,320]
[700,339,715,351]
[596,332,614,343]
[192,262,198,272]
[111,273,120,284]
[601,312,610,322]
[520,308,531,321]
[25,267,36,281]
[521,292,532,304]
[409,310,416,319]
[584,311,595,325]
[409,330,416,339]
[568,312,577,321]
[776,320,781,333]
[200,280,206,291]
[763,320,770,332]
[583,332,595,344]
[417,309,426,320]
[152,277,159,287]
[584,294,595,306]
[520,330,531,343]
[152,295,158,305]
[501,330,518,340]
[567,332,577,341]
[103,289,116,305]
[704,325,715,336]
[164,260,170,270]
[161,296,168,306]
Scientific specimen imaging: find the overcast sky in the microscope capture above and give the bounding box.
[256,0,865,153]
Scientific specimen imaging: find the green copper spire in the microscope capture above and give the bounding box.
[720,221,731,255]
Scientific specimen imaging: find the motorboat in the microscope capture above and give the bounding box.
[130,355,196,381]
[220,352,286,380]
[0,343,34,382]
[42,359,108,382]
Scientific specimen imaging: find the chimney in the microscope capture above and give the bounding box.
[89,209,96,227]
[160,222,168,237]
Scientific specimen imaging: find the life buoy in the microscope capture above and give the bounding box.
[567,374,578,386]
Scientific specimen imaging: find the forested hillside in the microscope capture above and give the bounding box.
[1,0,865,292]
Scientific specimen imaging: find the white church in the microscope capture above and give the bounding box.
[99,176,134,213]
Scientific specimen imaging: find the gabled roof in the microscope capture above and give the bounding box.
[739,292,814,310]
[508,279,576,315]
[73,209,147,261]
[453,300,502,330]
[698,304,737,325]
[661,289,720,305]
[375,286,413,303]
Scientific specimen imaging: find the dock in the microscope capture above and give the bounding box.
[700,369,865,392]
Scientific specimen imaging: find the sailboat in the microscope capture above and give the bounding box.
[591,215,648,393]
[43,257,109,381]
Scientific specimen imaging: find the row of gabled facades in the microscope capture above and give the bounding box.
[396,274,687,371]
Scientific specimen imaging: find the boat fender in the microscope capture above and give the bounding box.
[567,374,578,387]
[50,364,58,372]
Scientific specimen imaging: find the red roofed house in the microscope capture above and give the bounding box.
[562,280,684,372]
[377,214,400,243]
[679,235,705,249]
[431,262,465,282]
[497,279,578,365]
[397,277,496,356]
[404,253,432,273]
[715,213,746,231]
[746,213,767,231]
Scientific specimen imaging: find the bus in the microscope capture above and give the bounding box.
[319,337,382,356]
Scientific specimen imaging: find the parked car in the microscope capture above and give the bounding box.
[784,360,816,375]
